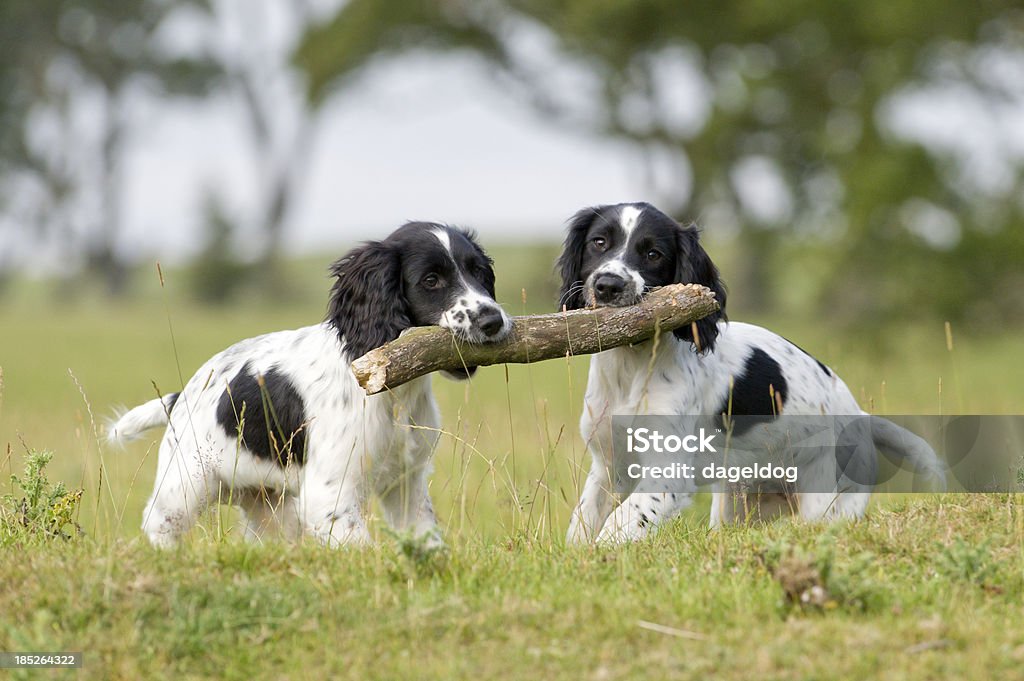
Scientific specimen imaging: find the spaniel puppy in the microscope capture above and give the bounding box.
[109,222,511,548]
[558,203,943,543]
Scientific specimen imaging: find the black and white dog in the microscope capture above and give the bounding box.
[557,203,943,543]
[109,222,511,548]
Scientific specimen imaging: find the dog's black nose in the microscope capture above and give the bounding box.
[477,306,506,337]
[593,274,626,302]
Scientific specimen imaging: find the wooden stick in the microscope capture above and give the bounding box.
[351,283,720,394]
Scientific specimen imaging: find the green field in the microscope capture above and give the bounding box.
[1,245,1022,679]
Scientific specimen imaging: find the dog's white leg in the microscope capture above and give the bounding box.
[300,478,371,547]
[596,492,691,543]
[709,486,748,528]
[815,491,870,520]
[795,492,837,520]
[566,461,616,544]
[235,489,268,544]
[747,492,798,522]
[717,488,798,527]
[795,454,870,521]
[237,489,301,544]
[379,477,443,549]
[142,473,216,548]
[142,491,212,548]
[375,395,444,548]
[309,499,371,547]
[378,455,444,549]
[141,436,218,548]
[709,490,724,528]
[276,494,303,541]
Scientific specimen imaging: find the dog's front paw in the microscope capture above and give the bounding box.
[566,520,594,545]
[596,504,650,544]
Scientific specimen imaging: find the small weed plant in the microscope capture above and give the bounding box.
[1,450,82,546]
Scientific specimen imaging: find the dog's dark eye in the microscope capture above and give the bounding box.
[422,273,442,289]
[646,249,662,262]
[590,236,607,251]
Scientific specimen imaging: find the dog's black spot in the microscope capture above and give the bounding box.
[638,513,651,528]
[165,392,180,412]
[216,363,308,466]
[453,311,466,322]
[782,336,832,377]
[717,348,788,435]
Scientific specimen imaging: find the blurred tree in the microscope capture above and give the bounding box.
[152,0,338,300]
[294,0,1024,328]
[188,192,252,303]
[205,0,327,297]
[0,0,219,295]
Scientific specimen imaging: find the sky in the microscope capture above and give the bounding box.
[3,0,1023,272]
[106,0,671,265]
[118,54,652,263]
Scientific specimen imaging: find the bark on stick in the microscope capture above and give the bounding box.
[351,283,720,394]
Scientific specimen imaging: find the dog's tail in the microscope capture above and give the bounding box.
[870,417,946,490]
[107,392,180,445]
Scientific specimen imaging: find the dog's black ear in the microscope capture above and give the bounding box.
[461,229,497,298]
[556,207,600,310]
[449,228,491,381]
[327,241,410,359]
[673,225,727,353]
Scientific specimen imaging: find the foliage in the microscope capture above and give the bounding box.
[0,497,1022,678]
[762,529,886,612]
[187,194,254,303]
[0,0,220,293]
[1,450,82,545]
[0,257,1022,676]
[935,538,997,585]
[0,1,336,300]
[295,1,1024,325]
[386,528,451,581]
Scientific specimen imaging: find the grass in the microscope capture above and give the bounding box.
[1,244,1022,679]
[2,497,1022,679]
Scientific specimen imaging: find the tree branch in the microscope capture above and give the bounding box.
[351,283,720,394]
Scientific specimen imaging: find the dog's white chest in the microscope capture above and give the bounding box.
[580,344,695,465]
